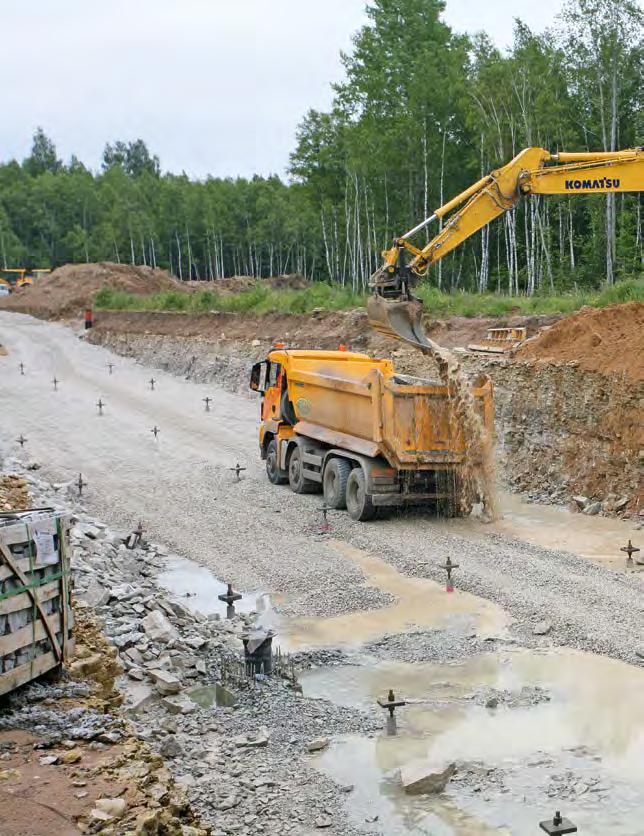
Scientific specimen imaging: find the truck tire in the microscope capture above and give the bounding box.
[288,445,318,494]
[322,457,352,509]
[346,467,376,521]
[266,439,288,485]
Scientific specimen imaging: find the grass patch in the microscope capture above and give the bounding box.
[94,277,643,318]
[94,282,366,315]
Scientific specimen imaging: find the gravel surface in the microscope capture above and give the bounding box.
[1,312,643,673]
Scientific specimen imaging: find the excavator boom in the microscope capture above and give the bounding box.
[368,146,644,345]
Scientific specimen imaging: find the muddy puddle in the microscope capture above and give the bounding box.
[301,647,644,835]
[157,555,273,620]
[445,491,637,570]
[281,541,508,652]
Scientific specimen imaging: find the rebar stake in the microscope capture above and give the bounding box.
[16,434,27,448]
[440,555,459,592]
[230,463,246,481]
[203,396,213,411]
[149,377,156,391]
[126,521,144,550]
[317,505,332,533]
[539,810,577,834]
[218,583,242,607]
[621,540,640,564]
[77,473,85,497]
[52,376,59,391]
[19,362,25,375]
[151,426,160,439]
[96,398,105,415]
[378,689,406,718]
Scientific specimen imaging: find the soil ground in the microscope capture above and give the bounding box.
[0,313,641,664]
[0,263,182,320]
[0,302,642,836]
[516,300,644,381]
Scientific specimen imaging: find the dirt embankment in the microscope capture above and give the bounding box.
[516,301,644,382]
[0,262,182,320]
[89,307,558,356]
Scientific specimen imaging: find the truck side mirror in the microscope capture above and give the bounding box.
[249,361,268,393]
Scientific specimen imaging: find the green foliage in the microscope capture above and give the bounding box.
[94,281,366,315]
[95,278,641,318]
[102,139,160,178]
[1,3,642,293]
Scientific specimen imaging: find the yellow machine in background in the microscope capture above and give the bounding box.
[250,348,493,520]
[0,268,51,290]
[368,147,644,345]
[468,327,527,355]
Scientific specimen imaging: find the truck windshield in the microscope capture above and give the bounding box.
[268,362,281,387]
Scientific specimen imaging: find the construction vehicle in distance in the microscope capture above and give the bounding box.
[467,327,527,354]
[0,268,51,291]
[367,146,644,347]
[250,348,493,521]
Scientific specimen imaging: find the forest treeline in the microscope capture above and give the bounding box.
[0,0,641,295]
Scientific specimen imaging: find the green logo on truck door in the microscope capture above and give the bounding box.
[296,397,312,417]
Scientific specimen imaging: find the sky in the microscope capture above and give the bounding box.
[1,0,563,179]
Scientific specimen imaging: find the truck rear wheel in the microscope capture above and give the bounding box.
[322,457,352,509]
[266,439,288,485]
[346,467,376,521]
[288,445,318,494]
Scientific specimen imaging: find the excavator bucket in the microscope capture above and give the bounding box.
[367,295,432,353]
[367,295,454,379]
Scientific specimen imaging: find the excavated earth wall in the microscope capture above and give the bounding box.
[89,313,642,514]
[463,356,642,511]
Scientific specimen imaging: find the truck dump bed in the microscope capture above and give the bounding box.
[279,351,493,471]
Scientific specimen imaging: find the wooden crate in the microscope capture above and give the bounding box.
[0,509,74,697]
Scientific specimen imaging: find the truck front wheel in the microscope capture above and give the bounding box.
[323,457,352,509]
[266,439,288,485]
[346,467,376,521]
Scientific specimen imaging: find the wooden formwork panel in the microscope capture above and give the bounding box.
[0,509,74,697]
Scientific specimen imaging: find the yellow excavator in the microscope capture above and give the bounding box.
[368,146,644,347]
[0,268,51,292]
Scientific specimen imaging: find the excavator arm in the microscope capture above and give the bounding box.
[371,146,644,300]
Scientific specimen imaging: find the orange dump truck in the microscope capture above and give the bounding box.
[250,348,493,521]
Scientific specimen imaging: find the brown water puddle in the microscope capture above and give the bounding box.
[302,648,644,835]
[446,491,637,570]
[281,540,508,651]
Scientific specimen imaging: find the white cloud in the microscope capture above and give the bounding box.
[0,0,563,178]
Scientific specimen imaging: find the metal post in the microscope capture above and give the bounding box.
[440,556,459,592]
[621,540,640,564]
[230,463,246,481]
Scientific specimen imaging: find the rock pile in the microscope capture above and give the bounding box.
[57,479,377,834]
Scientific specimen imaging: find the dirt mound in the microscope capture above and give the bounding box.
[516,302,644,381]
[0,262,182,320]
[266,273,309,291]
[183,274,310,294]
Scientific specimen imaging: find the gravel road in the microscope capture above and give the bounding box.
[1,312,642,666]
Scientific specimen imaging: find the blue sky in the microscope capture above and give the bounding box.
[1,0,563,178]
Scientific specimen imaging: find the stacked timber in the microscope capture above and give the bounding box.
[0,509,74,696]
